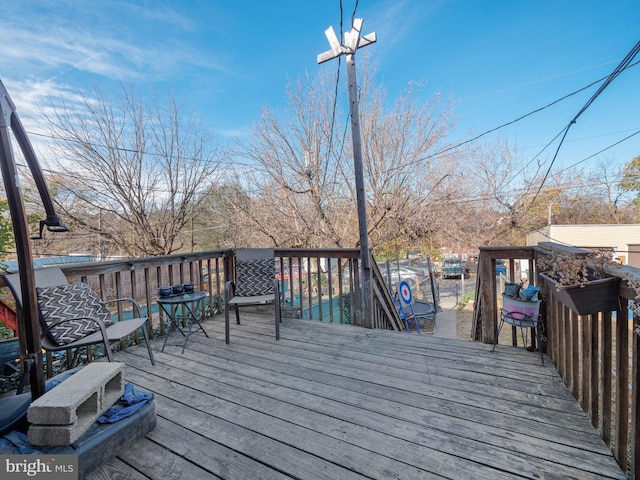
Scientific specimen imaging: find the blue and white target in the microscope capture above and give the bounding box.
[398,280,413,305]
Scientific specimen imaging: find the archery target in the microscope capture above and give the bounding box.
[398,280,412,305]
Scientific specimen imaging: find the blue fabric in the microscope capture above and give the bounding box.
[520,285,541,301]
[0,430,41,454]
[0,367,82,438]
[97,383,153,424]
[45,366,82,391]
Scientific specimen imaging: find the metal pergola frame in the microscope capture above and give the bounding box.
[0,79,68,399]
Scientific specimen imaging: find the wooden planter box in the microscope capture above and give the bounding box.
[541,273,620,316]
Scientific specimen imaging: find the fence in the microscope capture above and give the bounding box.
[476,243,640,477]
[0,247,401,382]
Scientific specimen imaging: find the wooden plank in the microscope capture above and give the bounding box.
[121,348,617,479]
[86,458,150,480]
[582,313,590,412]
[222,315,571,395]
[479,252,495,343]
[171,321,601,438]
[148,417,291,480]
[106,314,625,480]
[125,362,481,478]
[616,302,630,471]
[603,311,613,445]
[590,313,599,429]
[572,310,579,398]
[119,437,220,480]
[123,365,416,479]
[185,330,602,441]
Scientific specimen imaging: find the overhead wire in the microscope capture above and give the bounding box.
[555,129,640,175]
[12,29,639,207]
[522,40,640,213]
[15,122,640,205]
[324,0,344,167]
[327,0,359,161]
[383,58,640,177]
[21,58,639,191]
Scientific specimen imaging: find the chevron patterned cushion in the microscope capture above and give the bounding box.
[235,258,274,296]
[37,283,114,347]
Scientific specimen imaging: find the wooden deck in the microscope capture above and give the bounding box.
[88,311,625,480]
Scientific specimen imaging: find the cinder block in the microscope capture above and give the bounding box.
[28,362,125,446]
[29,422,81,446]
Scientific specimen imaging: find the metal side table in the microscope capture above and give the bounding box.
[158,291,208,353]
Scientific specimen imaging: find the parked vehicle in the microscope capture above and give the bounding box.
[496,259,507,276]
[442,257,469,279]
[387,266,427,286]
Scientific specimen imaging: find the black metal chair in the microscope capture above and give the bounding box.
[224,248,281,344]
[492,307,544,364]
[5,267,155,366]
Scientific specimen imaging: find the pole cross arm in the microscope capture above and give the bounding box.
[317,18,377,64]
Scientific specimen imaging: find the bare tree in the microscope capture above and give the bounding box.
[231,65,459,252]
[459,140,549,246]
[358,75,460,251]
[42,87,221,256]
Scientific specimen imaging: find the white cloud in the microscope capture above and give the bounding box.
[0,1,236,164]
[1,1,230,87]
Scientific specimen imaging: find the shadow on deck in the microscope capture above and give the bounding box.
[90,311,625,480]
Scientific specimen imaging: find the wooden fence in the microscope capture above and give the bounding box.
[475,243,640,478]
[0,247,401,381]
[274,248,401,331]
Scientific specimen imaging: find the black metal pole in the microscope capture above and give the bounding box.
[0,89,45,399]
[11,112,67,237]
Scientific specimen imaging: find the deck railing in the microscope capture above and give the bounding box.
[476,243,640,477]
[0,250,230,377]
[0,247,400,382]
[274,248,401,331]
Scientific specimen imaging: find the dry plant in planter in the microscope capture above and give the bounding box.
[537,248,620,316]
[537,248,614,286]
[622,272,640,334]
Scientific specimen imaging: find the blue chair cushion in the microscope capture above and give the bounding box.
[0,393,31,438]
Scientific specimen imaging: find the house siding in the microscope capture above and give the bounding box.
[526,224,640,266]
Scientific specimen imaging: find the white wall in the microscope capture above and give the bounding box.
[526,224,640,265]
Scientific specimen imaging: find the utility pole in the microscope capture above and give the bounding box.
[318,18,376,327]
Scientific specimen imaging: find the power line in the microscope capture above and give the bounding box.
[350,0,359,25]
[384,58,640,178]
[555,129,640,174]
[13,44,639,205]
[523,40,640,213]
[22,58,640,183]
[16,120,638,205]
[324,0,344,167]
[25,129,235,165]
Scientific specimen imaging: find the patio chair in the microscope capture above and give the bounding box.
[491,296,544,365]
[4,267,155,365]
[224,248,281,344]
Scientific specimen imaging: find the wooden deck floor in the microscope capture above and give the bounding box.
[88,312,625,480]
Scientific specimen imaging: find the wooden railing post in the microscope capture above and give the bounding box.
[479,252,496,344]
[616,302,630,472]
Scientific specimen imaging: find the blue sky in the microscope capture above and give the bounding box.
[2,0,639,173]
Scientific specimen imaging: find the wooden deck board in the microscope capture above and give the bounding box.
[88,312,625,480]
